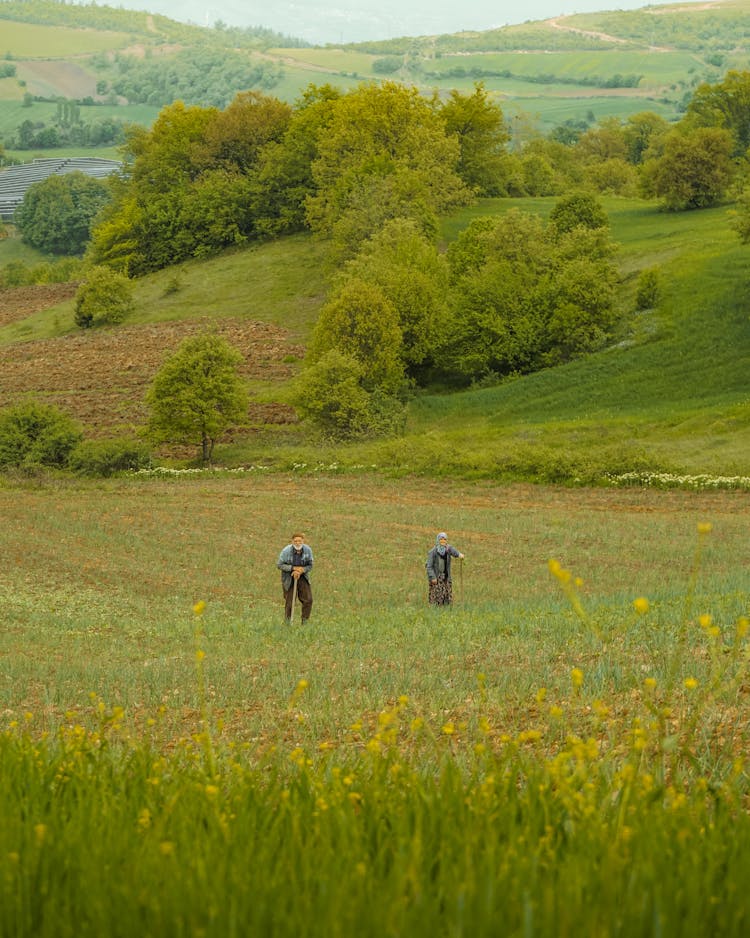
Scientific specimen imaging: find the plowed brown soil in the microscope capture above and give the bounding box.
[0,285,302,436]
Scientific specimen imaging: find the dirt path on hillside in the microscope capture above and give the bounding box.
[546,16,673,52]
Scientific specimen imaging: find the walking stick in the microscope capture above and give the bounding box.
[290,576,298,624]
[459,557,464,604]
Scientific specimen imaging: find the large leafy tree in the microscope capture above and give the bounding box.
[145,333,249,464]
[89,94,290,273]
[338,218,450,376]
[309,278,404,393]
[250,84,341,237]
[15,171,111,255]
[306,81,471,254]
[437,83,510,196]
[437,207,618,382]
[643,127,735,210]
[685,70,750,157]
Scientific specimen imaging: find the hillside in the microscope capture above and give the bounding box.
[2,0,750,152]
[1,194,749,482]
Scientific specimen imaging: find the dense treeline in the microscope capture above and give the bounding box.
[8,113,125,149]
[109,47,283,108]
[14,69,750,438]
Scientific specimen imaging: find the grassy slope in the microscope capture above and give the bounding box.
[392,199,750,478]
[1,195,749,478]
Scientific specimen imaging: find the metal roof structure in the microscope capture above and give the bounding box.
[0,157,121,222]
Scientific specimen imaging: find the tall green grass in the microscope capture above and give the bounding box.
[1,477,749,935]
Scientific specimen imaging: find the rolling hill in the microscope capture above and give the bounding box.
[2,0,750,151]
[1,2,750,485]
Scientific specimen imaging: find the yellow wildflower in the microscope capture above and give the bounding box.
[684,677,698,690]
[697,522,713,535]
[192,601,206,616]
[442,722,456,736]
[570,668,584,689]
[633,597,650,615]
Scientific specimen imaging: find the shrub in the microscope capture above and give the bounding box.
[635,267,662,310]
[68,437,151,476]
[0,400,83,469]
[74,266,134,328]
[293,350,373,440]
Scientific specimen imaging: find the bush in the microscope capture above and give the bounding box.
[293,350,373,440]
[0,400,83,470]
[74,266,134,328]
[635,267,662,310]
[293,350,405,441]
[68,437,151,476]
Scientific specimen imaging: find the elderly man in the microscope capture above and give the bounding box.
[277,532,314,623]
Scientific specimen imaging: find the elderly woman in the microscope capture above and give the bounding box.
[425,532,464,606]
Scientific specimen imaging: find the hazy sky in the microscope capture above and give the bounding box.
[112,0,687,45]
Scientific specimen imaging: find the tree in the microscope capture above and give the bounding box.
[145,333,249,464]
[292,350,373,440]
[310,278,405,393]
[250,84,341,237]
[196,90,291,172]
[622,111,669,164]
[645,127,735,210]
[15,172,112,255]
[438,209,618,383]
[339,218,450,375]
[74,266,134,328]
[0,400,83,469]
[549,192,609,235]
[685,70,750,157]
[306,81,471,253]
[437,83,510,195]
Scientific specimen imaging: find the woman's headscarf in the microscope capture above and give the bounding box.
[436,532,448,556]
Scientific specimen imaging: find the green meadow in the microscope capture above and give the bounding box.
[2,6,750,930]
[1,475,750,935]
[0,20,132,58]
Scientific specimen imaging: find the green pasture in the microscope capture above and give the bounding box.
[1,476,750,935]
[0,98,158,143]
[269,66,366,104]
[269,46,377,77]
[501,93,678,130]
[426,49,701,87]
[0,232,331,345]
[0,20,132,58]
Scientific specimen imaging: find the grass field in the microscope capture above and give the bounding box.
[2,475,750,934]
[0,20,132,58]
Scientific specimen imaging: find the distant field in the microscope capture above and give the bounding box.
[502,94,678,131]
[0,98,159,145]
[426,49,702,87]
[0,20,132,58]
[269,47,377,76]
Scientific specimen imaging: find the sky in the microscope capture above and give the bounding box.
[109,0,685,46]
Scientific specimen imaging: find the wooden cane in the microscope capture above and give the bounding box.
[290,576,297,623]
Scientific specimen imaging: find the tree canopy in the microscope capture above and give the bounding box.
[145,333,249,464]
[15,172,112,255]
